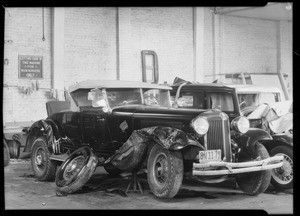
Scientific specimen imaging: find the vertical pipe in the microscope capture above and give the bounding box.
[212,12,216,81]
[276,22,289,100]
[116,7,120,80]
[50,7,54,89]
[193,7,196,82]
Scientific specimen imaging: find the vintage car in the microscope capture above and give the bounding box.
[23,80,283,198]
[247,101,293,189]
[228,85,284,116]
[170,81,292,189]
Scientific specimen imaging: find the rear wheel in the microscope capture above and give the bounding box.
[147,144,183,198]
[4,139,10,167]
[236,142,271,195]
[8,139,21,159]
[269,145,293,189]
[55,147,98,194]
[31,137,57,181]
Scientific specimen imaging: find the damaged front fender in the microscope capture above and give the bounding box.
[107,126,204,171]
[24,119,61,154]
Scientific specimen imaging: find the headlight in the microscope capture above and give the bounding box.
[191,116,209,135]
[231,116,250,134]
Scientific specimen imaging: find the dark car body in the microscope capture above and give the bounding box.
[24,80,283,198]
[170,82,292,189]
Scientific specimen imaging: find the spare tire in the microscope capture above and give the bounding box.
[55,146,98,194]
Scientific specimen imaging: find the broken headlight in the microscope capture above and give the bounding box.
[191,116,209,136]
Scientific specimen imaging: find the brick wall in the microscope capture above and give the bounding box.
[3,7,52,123]
[63,7,117,88]
[119,7,194,84]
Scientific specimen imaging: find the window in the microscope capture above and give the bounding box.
[207,92,234,112]
[141,50,159,83]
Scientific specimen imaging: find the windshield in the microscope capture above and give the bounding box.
[106,88,171,108]
[106,88,142,108]
[71,87,171,109]
[70,89,92,107]
[173,91,235,112]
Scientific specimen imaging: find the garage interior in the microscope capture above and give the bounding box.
[3,3,292,127]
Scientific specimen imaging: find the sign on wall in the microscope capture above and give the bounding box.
[18,55,43,78]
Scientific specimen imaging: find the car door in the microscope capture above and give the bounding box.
[81,109,115,155]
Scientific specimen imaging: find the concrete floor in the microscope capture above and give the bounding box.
[4,159,293,213]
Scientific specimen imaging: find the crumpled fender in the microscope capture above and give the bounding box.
[24,119,60,153]
[106,126,204,171]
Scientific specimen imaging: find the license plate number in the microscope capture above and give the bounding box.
[199,149,221,163]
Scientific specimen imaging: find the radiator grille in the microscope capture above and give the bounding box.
[206,120,223,150]
[206,114,231,161]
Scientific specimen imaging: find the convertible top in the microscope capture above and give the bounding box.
[68,80,172,92]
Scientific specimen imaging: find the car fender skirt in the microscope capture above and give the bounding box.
[107,126,204,171]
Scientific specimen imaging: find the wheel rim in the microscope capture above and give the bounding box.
[154,153,168,185]
[63,155,85,181]
[272,153,293,185]
[35,146,46,172]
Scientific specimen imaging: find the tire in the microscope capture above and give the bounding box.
[103,163,123,177]
[147,144,183,198]
[269,145,293,189]
[55,146,98,194]
[4,139,10,167]
[31,137,57,181]
[236,142,271,195]
[8,139,21,159]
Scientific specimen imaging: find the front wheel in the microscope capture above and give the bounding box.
[269,145,293,189]
[55,146,98,194]
[31,137,57,181]
[236,142,271,195]
[147,144,183,198]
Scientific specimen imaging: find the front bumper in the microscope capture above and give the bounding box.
[192,155,284,176]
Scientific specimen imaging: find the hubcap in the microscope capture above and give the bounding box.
[154,154,168,184]
[272,153,293,185]
[63,155,85,181]
[35,147,46,172]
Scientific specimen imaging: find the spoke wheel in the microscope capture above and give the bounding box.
[31,137,57,181]
[147,144,183,198]
[270,146,293,189]
[55,146,98,194]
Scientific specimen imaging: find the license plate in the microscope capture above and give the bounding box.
[199,149,221,163]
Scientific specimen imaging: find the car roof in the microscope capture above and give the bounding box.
[171,83,235,91]
[226,84,282,93]
[68,80,172,92]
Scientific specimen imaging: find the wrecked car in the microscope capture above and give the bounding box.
[170,80,291,190]
[247,101,293,189]
[23,80,283,198]
[230,85,284,117]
